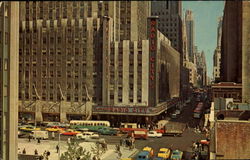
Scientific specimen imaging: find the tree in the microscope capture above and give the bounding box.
[91,142,106,160]
[60,140,92,160]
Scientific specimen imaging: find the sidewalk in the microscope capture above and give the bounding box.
[18,138,138,160]
[102,145,138,160]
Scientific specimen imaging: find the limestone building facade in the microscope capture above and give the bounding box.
[0,2,19,160]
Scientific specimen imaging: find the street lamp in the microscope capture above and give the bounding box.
[58,131,61,160]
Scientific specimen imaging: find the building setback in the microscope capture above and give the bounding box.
[0,2,19,160]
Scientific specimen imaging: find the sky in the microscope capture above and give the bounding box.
[183,1,225,78]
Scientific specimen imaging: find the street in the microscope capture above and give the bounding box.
[100,96,207,159]
[18,96,207,159]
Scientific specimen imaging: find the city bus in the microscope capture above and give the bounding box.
[69,120,110,132]
[193,102,204,118]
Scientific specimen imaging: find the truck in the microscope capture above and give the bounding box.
[31,130,49,139]
[128,129,148,140]
[162,122,185,136]
[120,123,138,133]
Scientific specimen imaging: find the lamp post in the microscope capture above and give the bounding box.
[58,131,61,160]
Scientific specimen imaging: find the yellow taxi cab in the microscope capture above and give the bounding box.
[19,125,41,132]
[143,146,154,157]
[157,148,171,159]
[45,126,64,132]
[120,158,133,160]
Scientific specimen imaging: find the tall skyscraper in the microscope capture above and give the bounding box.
[213,17,222,82]
[151,1,182,53]
[18,1,156,123]
[221,1,250,103]
[0,2,19,160]
[220,1,242,83]
[185,10,195,63]
[120,1,150,41]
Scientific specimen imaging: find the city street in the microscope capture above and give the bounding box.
[98,96,207,159]
[18,96,207,159]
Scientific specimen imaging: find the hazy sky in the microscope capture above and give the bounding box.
[183,1,225,78]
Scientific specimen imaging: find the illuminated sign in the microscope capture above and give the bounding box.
[93,106,154,114]
[148,17,158,107]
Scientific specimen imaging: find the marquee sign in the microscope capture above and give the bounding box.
[93,106,154,114]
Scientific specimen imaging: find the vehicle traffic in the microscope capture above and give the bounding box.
[61,129,81,136]
[148,131,162,138]
[70,120,110,132]
[136,151,153,160]
[31,131,49,140]
[161,121,185,136]
[157,148,171,159]
[19,125,41,132]
[97,127,117,135]
[193,102,204,118]
[76,132,100,140]
[170,150,183,160]
[128,129,148,140]
[45,126,65,132]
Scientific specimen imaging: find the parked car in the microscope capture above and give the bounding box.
[142,147,154,157]
[148,131,162,138]
[136,151,152,160]
[157,148,171,159]
[61,129,81,136]
[75,128,89,132]
[19,125,41,132]
[45,126,65,132]
[170,150,183,160]
[98,127,117,135]
[76,132,99,140]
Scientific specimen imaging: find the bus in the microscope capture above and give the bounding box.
[193,102,204,118]
[70,120,110,132]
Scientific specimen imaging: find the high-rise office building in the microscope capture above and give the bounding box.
[185,10,195,63]
[0,2,19,160]
[213,17,222,82]
[220,1,242,83]
[19,1,149,121]
[151,1,182,53]
[220,1,250,103]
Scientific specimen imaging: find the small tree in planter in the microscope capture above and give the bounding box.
[60,140,92,160]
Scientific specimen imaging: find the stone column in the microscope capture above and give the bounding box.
[242,1,250,103]
[60,100,67,122]
[35,100,43,122]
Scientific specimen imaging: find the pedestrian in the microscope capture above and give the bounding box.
[122,138,126,147]
[56,145,59,153]
[47,150,50,157]
[93,155,97,160]
[52,131,55,139]
[119,137,123,146]
[37,138,41,144]
[68,137,71,144]
[22,148,26,154]
[34,149,38,155]
[28,134,31,142]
